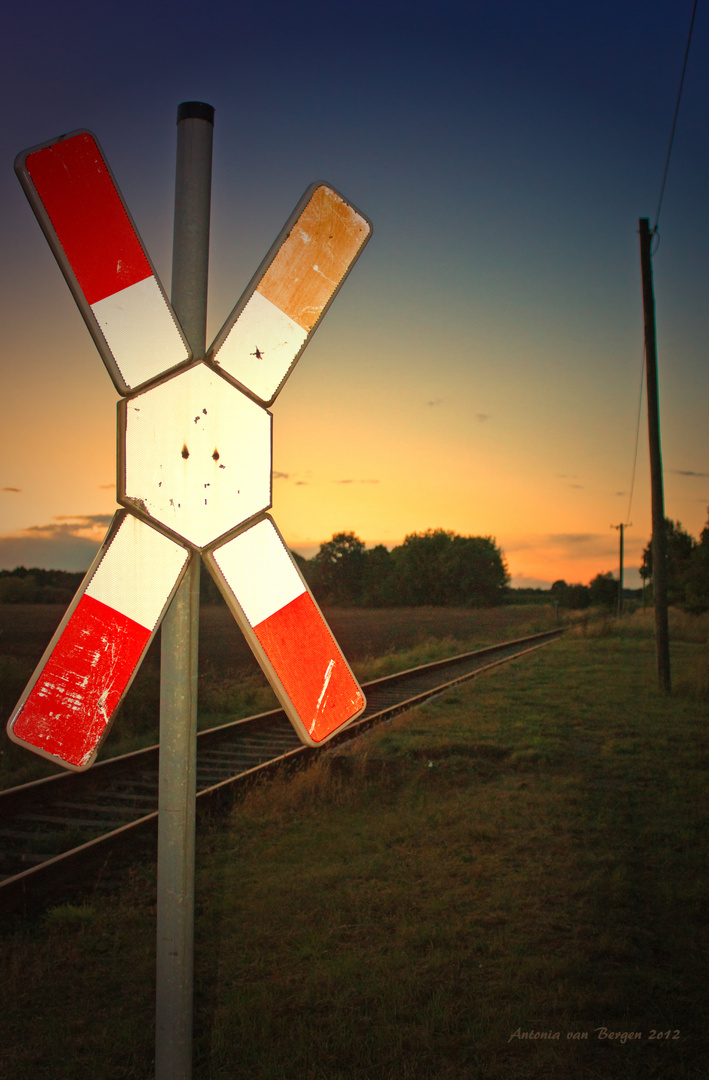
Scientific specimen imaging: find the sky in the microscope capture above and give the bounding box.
[1,0,708,590]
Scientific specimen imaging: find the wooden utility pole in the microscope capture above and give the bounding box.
[638,218,671,693]
[611,523,629,617]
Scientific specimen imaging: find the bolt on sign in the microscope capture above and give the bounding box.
[8,130,372,770]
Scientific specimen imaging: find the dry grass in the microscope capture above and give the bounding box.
[570,605,709,643]
[2,626,708,1078]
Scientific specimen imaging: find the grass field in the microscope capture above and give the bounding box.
[1,611,707,1078]
[0,602,557,789]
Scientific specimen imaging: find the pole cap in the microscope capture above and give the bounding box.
[177,102,215,125]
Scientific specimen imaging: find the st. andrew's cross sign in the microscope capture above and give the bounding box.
[8,129,372,770]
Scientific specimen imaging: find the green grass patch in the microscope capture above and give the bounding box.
[352,634,504,682]
[1,630,708,1078]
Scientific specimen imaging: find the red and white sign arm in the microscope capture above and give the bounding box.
[7,513,190,771]
[15,131,191,395]
[205,516,366,746]
[207,183,372,406]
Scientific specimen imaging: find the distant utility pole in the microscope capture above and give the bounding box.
[638,218,671,693]
[611,523,630,617]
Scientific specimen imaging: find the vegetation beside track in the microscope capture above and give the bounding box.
[1,611,708,1078]
[0,603,558,789]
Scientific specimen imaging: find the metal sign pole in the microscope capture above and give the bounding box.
[155,101,214,1080]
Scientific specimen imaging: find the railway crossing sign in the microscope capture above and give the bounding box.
[8,128,371,770]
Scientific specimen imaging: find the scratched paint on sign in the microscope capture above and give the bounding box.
[12,595,150,768]
[7,512,188,769]
[25,132,152,303]
[206,516,366,745]
[253,589,365,743]
[315,659,336,726]
[17,130,189,393]
[258,185,369,330]
[210,183,371,404]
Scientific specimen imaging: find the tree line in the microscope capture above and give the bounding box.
[549,573,626,611]
[4,512,707,613]
[297,528,511,607]
[0,528,511,609]
[551,510,709,614]
[0,566,83,604]
[640,513,709,614]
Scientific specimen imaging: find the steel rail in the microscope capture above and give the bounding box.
[0,628,563,916]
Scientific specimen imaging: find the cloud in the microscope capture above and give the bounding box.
[569,484,584,489]
[475,413,491,423]
[336,479,354,484]
[548,533,596,545]
[0,532,100,571]
[295,481,308,486]
[544,533,620,561]
[273,471,290,480]
[59,514,114,526]
[507,533,624,558]
[27,514,114,534]
[503,532,624,579]
[2,487,21,493]
[502,538,536,552]
[673,469,709,478]
[0,513,115,571]
[426,398,443,407]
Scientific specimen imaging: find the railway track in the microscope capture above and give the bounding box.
[0,628,563,916]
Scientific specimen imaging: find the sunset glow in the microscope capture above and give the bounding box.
[1,3,708,591]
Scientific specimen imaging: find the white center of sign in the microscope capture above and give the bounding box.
[120,362,272,549]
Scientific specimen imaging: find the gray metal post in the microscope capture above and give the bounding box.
[155,101,214,1080]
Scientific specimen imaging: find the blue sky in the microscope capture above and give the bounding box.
[1,0,707,587]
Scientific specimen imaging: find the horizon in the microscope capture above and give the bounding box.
[0,524,662,592]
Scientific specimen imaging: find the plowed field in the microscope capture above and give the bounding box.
[2,601,556,681]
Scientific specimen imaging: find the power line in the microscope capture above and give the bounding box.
[626,2,699,527]
[653,0,700,232]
